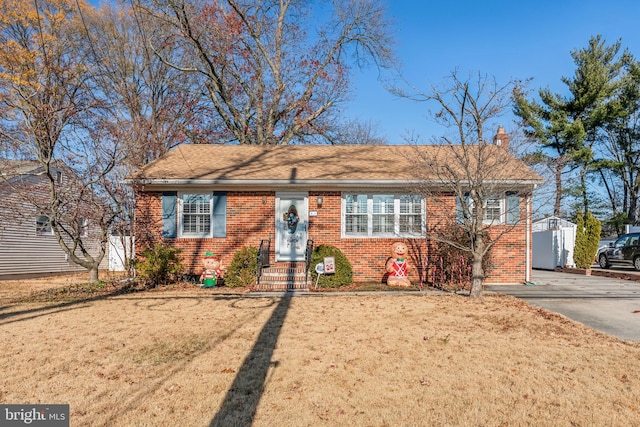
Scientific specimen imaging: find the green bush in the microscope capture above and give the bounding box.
[135,243,184,287]
[310,245,353,288]
[225,246,259,288]
[574,211,601,269]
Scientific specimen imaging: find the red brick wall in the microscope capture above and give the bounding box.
[134,190,531,284]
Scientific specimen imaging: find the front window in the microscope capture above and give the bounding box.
[181,194,211,237]
[344,194,368,235]
[372,195,394,234]
[343,193,425,237]
[484,196,504,222]
[462,192,519,225]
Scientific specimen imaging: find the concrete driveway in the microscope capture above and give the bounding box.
[485,269,640,341]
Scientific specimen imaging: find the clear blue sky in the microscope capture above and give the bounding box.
[346,0,640,143]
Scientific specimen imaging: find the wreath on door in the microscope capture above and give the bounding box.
[283,204,299,234]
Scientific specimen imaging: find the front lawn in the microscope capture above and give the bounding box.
[1,278,639,426]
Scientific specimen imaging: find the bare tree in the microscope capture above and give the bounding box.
[82,2,211,167]
[0,0,122,282]
[330,118,388,145]
[396,71,541,297]
[134,0,395,145]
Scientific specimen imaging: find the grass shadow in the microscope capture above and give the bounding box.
[0,281,144,325]
[209,292,292,426]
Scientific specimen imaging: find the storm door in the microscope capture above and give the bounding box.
[275,193,308,261]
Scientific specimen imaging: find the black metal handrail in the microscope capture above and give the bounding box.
[304,239,314,285]
[256,239,270,285]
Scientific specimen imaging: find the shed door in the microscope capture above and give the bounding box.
[275,193,308,261]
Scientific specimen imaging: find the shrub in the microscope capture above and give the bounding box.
[135,243,184,287]
[310,245,353,288]
[225,246,259,288]
[425,223,494,291]
[574,211,601,269]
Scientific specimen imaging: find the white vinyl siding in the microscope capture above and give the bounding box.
[0,190,107,278]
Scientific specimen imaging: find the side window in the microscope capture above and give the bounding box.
[615,236,629,248]
[79,218,88,237]
[36,215,52,236]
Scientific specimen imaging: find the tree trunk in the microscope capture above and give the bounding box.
[469,252,484,298]
[88,266,99,283]
[554,162,563,216]
[580,168,589,215]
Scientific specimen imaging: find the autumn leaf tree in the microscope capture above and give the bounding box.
[0,0,121,282]
[134,0,394,145]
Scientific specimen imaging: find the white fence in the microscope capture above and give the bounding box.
[108,236,134,272]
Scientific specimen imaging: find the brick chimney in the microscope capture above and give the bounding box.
[493,125,509,148]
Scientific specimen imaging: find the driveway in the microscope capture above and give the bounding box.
[485,269,640,341]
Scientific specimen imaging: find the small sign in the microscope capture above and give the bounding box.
[1,405,69,426]
[309,210,318,216]
[323,256,335,274]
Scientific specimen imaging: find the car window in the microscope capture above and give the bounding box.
[630,236,639,247]
[615,236,630,248]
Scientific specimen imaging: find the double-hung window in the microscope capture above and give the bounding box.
[161,192,226,238]
[458,192,520,225]
[182,194,211,237]
[343,193,424,237]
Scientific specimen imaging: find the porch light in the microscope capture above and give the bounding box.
[317,196,323,208]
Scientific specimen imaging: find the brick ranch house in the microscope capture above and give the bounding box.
[128,138,542,289]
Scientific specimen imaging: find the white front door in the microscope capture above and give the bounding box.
[275,193,308,261]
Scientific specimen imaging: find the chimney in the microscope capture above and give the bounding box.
[493,125,509,148]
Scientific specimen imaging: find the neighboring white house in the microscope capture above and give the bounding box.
[532,216,577,270]
[0,160,107,279]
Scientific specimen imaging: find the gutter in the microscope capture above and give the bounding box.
[124,178,543,189]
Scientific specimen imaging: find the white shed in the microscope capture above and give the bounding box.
[532,216,577,270]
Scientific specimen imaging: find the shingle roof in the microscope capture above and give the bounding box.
[0,160,42,179]
[129,144,542,185]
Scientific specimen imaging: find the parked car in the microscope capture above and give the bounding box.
[597,232,640,271]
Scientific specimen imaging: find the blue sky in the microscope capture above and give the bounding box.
[346,0,640,143]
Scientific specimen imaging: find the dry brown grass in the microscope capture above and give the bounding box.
[1,276,639,426]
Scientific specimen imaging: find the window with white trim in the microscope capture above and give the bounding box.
[36,215,53,236]
[180,193,212,237]
[471,195,504,223]
[343,193,424,237]
[459,192,520,225]
[166,192,226,238]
